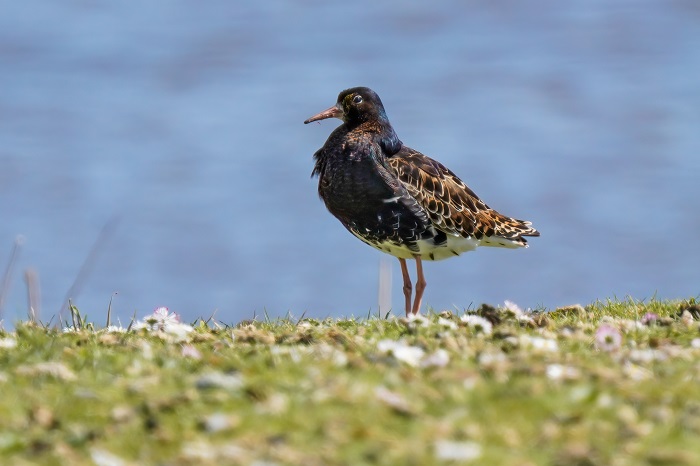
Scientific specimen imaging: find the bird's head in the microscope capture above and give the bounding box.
[304,87,390,126]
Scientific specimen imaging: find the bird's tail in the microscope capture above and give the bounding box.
[494,216,540,247]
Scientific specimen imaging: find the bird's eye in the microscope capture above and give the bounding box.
[352,95,363,104]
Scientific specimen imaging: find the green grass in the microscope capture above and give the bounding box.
[1,298,700,465]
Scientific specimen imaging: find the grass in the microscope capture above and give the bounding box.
[1,298,700,465]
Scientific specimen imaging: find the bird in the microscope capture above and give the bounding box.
[304,87,539,316]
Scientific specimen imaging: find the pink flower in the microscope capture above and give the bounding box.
[641,312,659,325]
[595,324,622,351]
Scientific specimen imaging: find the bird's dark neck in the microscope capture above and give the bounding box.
[312,119,402,180]
[351,119,402,156]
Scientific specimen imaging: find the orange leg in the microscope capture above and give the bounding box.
[398,258,412,316]
[411,255,426,315]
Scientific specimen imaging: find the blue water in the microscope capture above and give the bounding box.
[1,1,698,325]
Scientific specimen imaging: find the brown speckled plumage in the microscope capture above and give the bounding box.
[305,87,539,315]
[387,148,537,246]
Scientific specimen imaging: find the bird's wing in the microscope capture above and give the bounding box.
[386,147,539,244]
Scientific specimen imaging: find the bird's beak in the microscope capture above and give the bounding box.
[304,104,343,124]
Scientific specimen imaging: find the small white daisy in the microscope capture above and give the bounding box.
[460,314,493,335]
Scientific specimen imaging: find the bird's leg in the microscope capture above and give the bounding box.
[398,258,412,317]
[411,255,426,315]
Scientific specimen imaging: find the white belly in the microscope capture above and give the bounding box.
[352,230,526,261]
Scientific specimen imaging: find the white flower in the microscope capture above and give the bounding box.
[377,339,425,367]
[104,325,126,333]
[546,364,580,381]
[133,306,194,342]
[532,336,558,352]
[165,322,195,341]
[403,313,430,327]
[200,413,236,433]
[434,440,482,461]
[461,314,493,335]
[377,340,450,368]
[519,335,558,352]
[91,448,128,466]
[0,337,17,349]
[504,300,524,314]
[437,317,457,330]
[628,349,666,363]
[617,319,645,332]
[504,300,535,324]
[144,307,181,330]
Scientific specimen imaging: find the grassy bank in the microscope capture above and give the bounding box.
[1,298,700,465]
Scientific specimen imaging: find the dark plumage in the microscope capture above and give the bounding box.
[305,87,539,315]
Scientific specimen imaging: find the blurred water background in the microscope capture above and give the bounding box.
[1,1,698,326]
